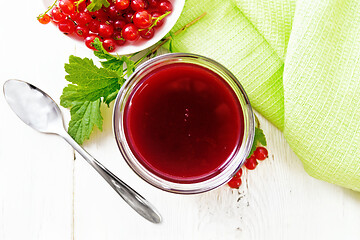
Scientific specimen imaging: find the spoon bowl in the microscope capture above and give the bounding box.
[3,79,161,224]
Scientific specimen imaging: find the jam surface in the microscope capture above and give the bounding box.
[124,62,244,182]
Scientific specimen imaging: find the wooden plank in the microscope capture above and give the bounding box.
[0,1,75,239]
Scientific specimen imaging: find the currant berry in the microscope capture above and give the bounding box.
[38,14,51,24]
[59,0,76,15]
[98,23,114,38]
[75,12,92,26]
[151,11,165,27]
[88,19,100,33]
[121,23,139,41]
[75,25,89,38]
[115,0,130,10]
[148,0,159,7]
[133,10,152,29]
[113,19,126,31]
[228,178,242,189]
[131,0,148,11]
[244,155,258,170]
[108,5,121,19]
[58,19,76,34]
[84,34,98,50]
[254,147,268,161]
[233,168,243,179]
[103,38,117,52]
[139,28,154,39]
[51,7,66,22]
[158,0,172,13]
[113,32,126,45]
[123,11,134,23]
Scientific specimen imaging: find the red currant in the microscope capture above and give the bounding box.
[254,147,268,161]
[115,0,130,10]
[108,5,121,19]
[75,25,89,38]
[133,10,152,29]
[88,19,100,33]
[139,28,154,39]
[38,14,51,24]
[58,19,76,34]
[244,155,258,170]
[98,23,114,38]
[158,0,172,13]
[51,7,66,22]
[131,0,148,11]
[59,0,76,15]
[233,168,243,179]
[103,38,117,52]
[113,32,126,45]
[228,178,242,189]
[151,11,165,27]
[148,0,159,7]
[123,11,134,23]
[121,23,139,41]
[113,19,126,31]
[84,34,98,50]
[75,12,92,26]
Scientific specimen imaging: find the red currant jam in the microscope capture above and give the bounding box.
[123,62,244,183]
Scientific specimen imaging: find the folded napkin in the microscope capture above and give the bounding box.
[167,0,360,191]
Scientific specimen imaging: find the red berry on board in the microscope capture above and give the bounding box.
[51,7,66,22]
[254,147,268,161]
[139,28,154,39]
[58,19,76,34]
[228,178,242,189]
[158,0,172,13]
[133,10,152,29]
[233,168,243,179]
[38,14,51,24]
[115,0,130,10]
[59,0,76,15]
[131,0,148,11]
[121,23,139,41]
[244,155,258,170]
[103,38,117,52]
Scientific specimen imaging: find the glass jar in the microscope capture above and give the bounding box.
[113,53,254,194]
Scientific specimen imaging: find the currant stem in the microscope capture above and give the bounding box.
[137,12,207,64]
[139,11,172,32]
[37,0,58,19]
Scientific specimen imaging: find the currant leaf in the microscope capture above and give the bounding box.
[87,0,110,12]
[248,127,267,158]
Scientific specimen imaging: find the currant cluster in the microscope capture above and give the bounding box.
[38,0,173,52]
[227,146,268,189]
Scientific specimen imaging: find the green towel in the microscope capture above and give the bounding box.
[167,0,360,191]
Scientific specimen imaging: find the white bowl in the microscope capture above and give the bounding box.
[42,0,185,55]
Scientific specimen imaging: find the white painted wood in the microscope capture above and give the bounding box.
[0,1,75,239]
[1,1,360,240]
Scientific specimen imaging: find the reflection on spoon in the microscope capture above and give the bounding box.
[3,79,162,224]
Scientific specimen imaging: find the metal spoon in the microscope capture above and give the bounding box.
[3,79,162,224]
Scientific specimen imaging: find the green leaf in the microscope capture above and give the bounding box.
[67,99,103,145]
[87,0,110,12]
[248,127,267,158]
[60,52,124,144]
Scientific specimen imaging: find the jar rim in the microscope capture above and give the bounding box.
[113,53,255,194]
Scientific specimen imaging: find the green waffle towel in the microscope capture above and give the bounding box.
[167,0,360,191]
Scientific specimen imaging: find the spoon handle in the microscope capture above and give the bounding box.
[61,131,162,224]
